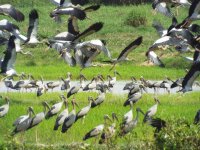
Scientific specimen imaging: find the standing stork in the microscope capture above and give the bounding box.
[61,98,78,133]
[54,99,69,130]
[45,95,66,119]
[82,115,112,141]
[119,108,142,136]
[75,96,93,123]
[99,113,118,144]
[143,97,160,123]
[0,97,9,117]
[11,106,35,136]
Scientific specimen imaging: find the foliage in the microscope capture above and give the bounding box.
[125,9,147,27]
[155,119,200,149]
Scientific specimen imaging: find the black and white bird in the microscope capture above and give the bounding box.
[61,99,78,133]
[82,115,112,141]
[0,4,24,22]
[45,95,66,119]
[152,0,173,17]
[146,50,165,67]
[54,100,69,130]
[28,102,48,129]
[181,61,200,92]
[75,96,92,123]
[13,106,34,127]
[119,108,142,136]
[0,97,9,117]
[143,97,160,123]
[109,36,143,70]
[11,106,35,135]
[50,7,86,20]
[99,113,118,144]
[0,35,17,77]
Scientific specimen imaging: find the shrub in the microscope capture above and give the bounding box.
[155,119,200,149]
[124,10,147,27]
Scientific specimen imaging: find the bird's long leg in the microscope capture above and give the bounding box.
[82,116,85,124]
[35,128,38,144]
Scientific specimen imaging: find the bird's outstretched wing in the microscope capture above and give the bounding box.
[0,4,24,22]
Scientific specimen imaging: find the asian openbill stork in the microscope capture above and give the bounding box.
[75,96,92,123]
[45,95,66,119]
[109,36,143,70]
[83,115,112,141]
[11,106,35,136]
[99,113,118,144]
[61,98,78,133]
[143,97,160,123]
[54,99,69,130]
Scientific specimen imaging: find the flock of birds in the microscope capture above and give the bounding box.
[0,0,199,93]
[0,0,200,145]
[0,71,200,143]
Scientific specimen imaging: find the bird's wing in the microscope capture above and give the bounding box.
[0,4,24,22]
[182,61,200,92]
[188,0,200,17]
[117,36,143,61]
[156,2,173,17]
[146,51,165,67]
[73,22,103,42]
[83,5,101,12]
[152,20,166,37]
[26,9,39,42]
[68,16,79,35]
[1,36,16,73]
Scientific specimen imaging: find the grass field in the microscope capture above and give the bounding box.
[0,92,200,149]
[0,1,198,80]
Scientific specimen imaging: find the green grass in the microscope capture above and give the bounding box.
[0,92,200,149]
[0,1,198,80]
